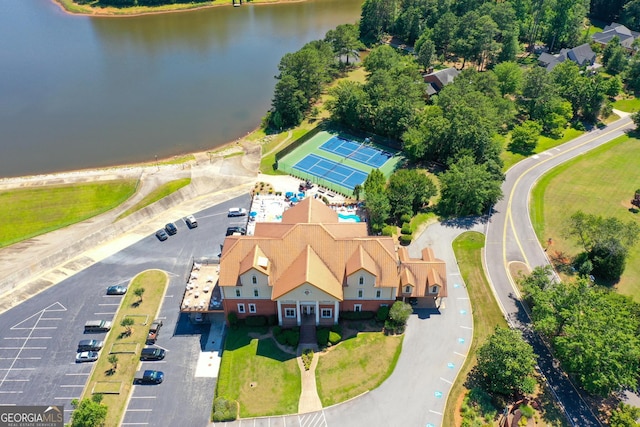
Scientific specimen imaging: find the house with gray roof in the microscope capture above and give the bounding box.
[592,23,639,50]
[423,67,459,96]
[538,43,596,71]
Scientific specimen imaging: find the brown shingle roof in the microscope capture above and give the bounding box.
[281,197,338,224]
[345,246,379,278]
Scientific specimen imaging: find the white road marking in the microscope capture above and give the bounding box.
[0,347,46,350]
[459,326,472,330]
[440,377,453,384]
[60,385,85,388]
[93,312,116,315]
[429,410,443,416]
[454,352,467,357]
[3,337,51,340]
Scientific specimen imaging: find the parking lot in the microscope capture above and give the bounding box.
[0,195,250,425]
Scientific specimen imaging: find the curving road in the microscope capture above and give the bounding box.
[484,114,634,426]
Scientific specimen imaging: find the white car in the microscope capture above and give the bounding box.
[185,215,198,228]
[76,351,99,363]
[227,208,247,217]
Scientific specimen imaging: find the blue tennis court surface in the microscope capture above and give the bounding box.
[320,136,391,168]
[293,154,368,190]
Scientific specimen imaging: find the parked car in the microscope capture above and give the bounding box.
[227,207,247,217]
[84,320,112,333]
[185,215,198,228]
[77,339,104,352]
[155,229,169,241]
[76,351,99,363]
[165,222,177,235]
[225,226,246,236]
[140,347,166,361]
[135,370,164,384]
[147,320,163,344]
[106,285,127,295]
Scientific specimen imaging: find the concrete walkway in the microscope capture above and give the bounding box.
[297,347,323,414]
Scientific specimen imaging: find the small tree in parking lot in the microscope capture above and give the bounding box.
[120,317,134,337]
[134,287,145,303]
[107,354,118,374]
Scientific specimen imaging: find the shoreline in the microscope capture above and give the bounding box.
[52,0,308,18]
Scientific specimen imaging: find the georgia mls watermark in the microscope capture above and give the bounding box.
[0,406,63,427]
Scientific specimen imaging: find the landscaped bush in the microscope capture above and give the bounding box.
[519,404,534,418]
[227,312,238,329]
[400,214,412,224]
[301,349,313,371]
[330,324,342,334]
[317,328,329,346]
[400,223,412,235]
[399,234,412,245]
[329,331,342,345]
[275,331,287,345]
[340,311,375,320]
[381,225,395,236]
[212,396,238,422]
[245,315,267,327]
[376,305,390,322]
[283,329,299,347]
[272,325,282,337]
[267,314,278,326]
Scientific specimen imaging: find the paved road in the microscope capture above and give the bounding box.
[485,115,634,426]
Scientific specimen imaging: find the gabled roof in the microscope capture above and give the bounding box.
[271,245,343,300]
[566,43,596,66]
[593,23,639,49]
[423,67,459,92]
[345,246,379,278]
[396,247,447,298]
[238,245,270,277]
[281,197,338,224]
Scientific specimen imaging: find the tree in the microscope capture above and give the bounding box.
[269,74,306,129]
[363,168,386,196]
[326,80,367,128]
[352,184,363,201]
[387,301,412,333]
[633,111,640,128]
[509,120,542,154]
[476,327,537,396]
[325,24,363,65]
[416,36,436,72]
[438,156,503,217]
[363,44,402,74]
[120,317,135,336]
[108,354,118,373]
[493,61,523,96]
[609,402,640,427]
[432,12,457,57]
[70,394,107,427]
[544,0,588,51]
[365,191,391,231]
[359,0,398,44]
[134,287,145,303]
[386,169,436,220]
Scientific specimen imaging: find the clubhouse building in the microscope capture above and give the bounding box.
[218,197,447,326]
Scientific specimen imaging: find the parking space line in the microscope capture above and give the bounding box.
[130,396,156,399]
[459,325,472,330]
[3,337,52,339]
[60,385,85,388]
[98,303,120,306]
[54,397,79,400]
[93,312,116,315]
[0,347,46,350]
[0,391,23,394]
[10,327,57,330]
[0,357,41,360]
[121,423,149,425]
[0,368,35,371]
[126,409,152,412]
[65,373,90,376]
[429,410,443,416]
[1,379,28,382]
[440,377,453,384]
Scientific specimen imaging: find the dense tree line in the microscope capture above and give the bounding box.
[590,0,640,30]
[521,266,640,397]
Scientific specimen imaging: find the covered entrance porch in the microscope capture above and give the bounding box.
[277,300,339,326]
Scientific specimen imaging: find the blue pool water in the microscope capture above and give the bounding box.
[338,213,361,222]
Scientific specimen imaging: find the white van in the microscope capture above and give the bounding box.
[227,208,247,217]
[185,215,198,228]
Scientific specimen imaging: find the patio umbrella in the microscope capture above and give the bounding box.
[285,191,294,198]
[290,197,299,203]
[249,211,257,217]
[298,192,305,198]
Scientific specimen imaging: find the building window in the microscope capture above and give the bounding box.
[285,308,296,318]
[354,304,362,312]
[357,289,363,298]
[249,303,256,313]
[431,285,439,294]
[404,286,411,294]
[252,275,257,285]
[253,289,259,297]
[235,289,241,297]
[237,304,245,313]
[321,308,332,318]
[359,276,364,285]
[376,290,381,299]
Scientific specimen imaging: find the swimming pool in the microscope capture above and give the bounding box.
[338,213,361,222]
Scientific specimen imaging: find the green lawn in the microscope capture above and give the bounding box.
[80,270,168,427]
[116,178,190,220]
[216,328,301,417]
[530,134,640,298]
[502,128,584,171]
[0,180,137,248]
[315,332,403,407]
[613,97,640,113]
[443,232,508,426]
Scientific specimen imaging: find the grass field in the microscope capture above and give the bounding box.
[530,134,640,298]
[116,178,191,220]
[315,332,403,407]
[216,328,301,417]
[80,270,168,427]
[443,232,508,426]
[0,179,137,248]
[502,128,584,171]
[613,97,640,113]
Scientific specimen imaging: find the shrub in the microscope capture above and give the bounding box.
[400,223,412,235]
[519,404,534,418]
[317,328,329,346]
[267,314,278,326]
[283,329,299,347]
[212,397,238,422]
[328,331,342,345]
[376,305,390,322]
[400,213,412,224]
[292,325,300,333]
[381,225,395,236]
[227,312,238,328]
[322,196,330,204]
[330,324,342,334]
[301,349,313,370]
[272,325,282,337]
[399,234,412,245]
[370,223,382,234]
[340,311,375,320]
[275,332,287,345]
[245,315,267,327]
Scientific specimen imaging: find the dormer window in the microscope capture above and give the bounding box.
[252,275,257,285]
[431,285,438,294]
[359,276,364,285]
[404,286,411,294]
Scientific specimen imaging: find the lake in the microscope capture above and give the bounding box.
[0,0,363,178]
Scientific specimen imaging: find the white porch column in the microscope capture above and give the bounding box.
[315,301,319,325]
[277,300,282,326]
[333,301,339,324]
[296,300,301,326]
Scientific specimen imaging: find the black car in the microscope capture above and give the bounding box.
[136,370,164,384]
[140,347,166,361]
[155,229,168,241]
[106,285,128,295]
[165,223,177,235]
[226,226,246,236]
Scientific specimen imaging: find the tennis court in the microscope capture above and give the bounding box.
[293,154,368,190]
[320,136,391,168]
